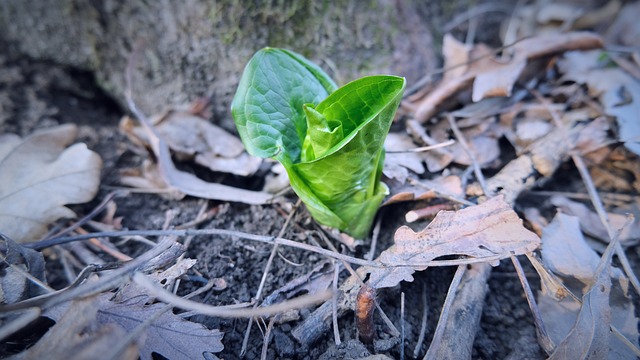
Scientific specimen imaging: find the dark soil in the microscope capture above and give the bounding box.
[6,43,632,360]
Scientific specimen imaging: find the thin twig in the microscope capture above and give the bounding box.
[510,255,554,354]
[366,215,382,261]
[0,308,41,342]
[332,262,342,345]
[133,272,333,318]
[446,113,493,197]
[39,191,126,242]
[423,265,467,360]
[401,291,406,360]
[386,140,456,153]
[413,282,429,358]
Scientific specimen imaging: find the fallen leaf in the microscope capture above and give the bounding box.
[604,1,640,47]
[383,133,426,183]
[540,213,627,291]
[121,116,273,205]
[413,32,603,121]
[368,196,540,288]
[122,111,262,177]
[15,296,138,360]
[558,50,640,155]
[0,125,102,243]
[550,196,639,246]
[0,234,47,304]
[384,175,463,205]
[44,292,224,360]
[538,213,638,359]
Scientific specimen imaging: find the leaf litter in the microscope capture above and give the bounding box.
[2,1,640,359]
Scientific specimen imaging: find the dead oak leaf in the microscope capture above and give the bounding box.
[44,290,224,360]
[0,124,102,243]
[368,196,540,288]
[413,31,603,122]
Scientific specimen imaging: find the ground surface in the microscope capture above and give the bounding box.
[1,14,639,358]
[0,45,550,360]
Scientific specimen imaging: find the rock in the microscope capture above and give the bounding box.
[0,1,435,130]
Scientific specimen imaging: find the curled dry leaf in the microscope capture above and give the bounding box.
[558,50,640,156]
[539,213,638,360]
[120,116,272,205]
[44,292,224,360]
[384,175,463,206]
[383,133,426,184]
[540,213,628,292]
[0,124,102,243]
[412,32,603,122]
[16,296,138,360]
[0,234,47,304]
[550,196,639,246]
[368,196,540,288]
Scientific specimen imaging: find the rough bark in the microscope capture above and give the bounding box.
[0,0,436,129]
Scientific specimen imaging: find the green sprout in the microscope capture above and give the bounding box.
[231,47,405,238]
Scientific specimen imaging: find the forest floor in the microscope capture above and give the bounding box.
[1,2,639,360]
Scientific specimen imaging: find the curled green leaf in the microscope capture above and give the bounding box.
[232,47,405,238]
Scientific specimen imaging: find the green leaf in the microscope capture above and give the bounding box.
[231,48,337,162]
[231,47,405,239]
[289,75,405,238]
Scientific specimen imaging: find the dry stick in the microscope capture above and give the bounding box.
[401,291,406,360]
[366,215,383,261]
[446,113,493,197]
[0,237,175,314]
[533,91,640,296]
[39,190,126,242]
[385,140,456,153]
[133,272,333,318]
[246,200,300,358]
[413,283,429,358]
[510,255,555,354]
[0,308,41,342]
[26,229,378,267]
[423,264,467,360]
[261,315,279,360]
[332,263,342,345]
[573,155,640,295]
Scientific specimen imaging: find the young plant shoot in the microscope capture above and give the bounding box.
[231,48,405,238]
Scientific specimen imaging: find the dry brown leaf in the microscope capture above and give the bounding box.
[368,196,540,288]
[604,1,640,47]
[442,33,471,81]
[0,234,47,304]
[384,175,463,205]
[539,213,638,359]
[413,32,603,122]
[15,296,138,360]
[44,292,223,360]
[540,213,627,291]
[558,50,640,155]
[124,111,262,177]
[383,133,426,183]
[550,196,639,246]
[0,125,102,243]
[121,116,272,205]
